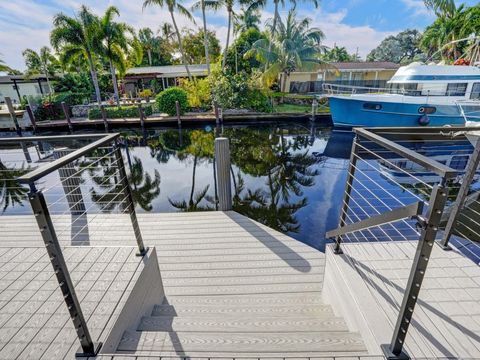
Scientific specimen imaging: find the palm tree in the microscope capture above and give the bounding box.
[143,0,194,81]
[22,47,59,95]
[424,0,456,18]
[0,57,13,73]
[235,7,261,34]
[191,0,212,75]
[139,28,156,65]
[0,161,30,213]
[244,0,320,70]
[51,6,103,104]
[246,10,326,95]
[99,6,143,105]
[202,0,236,71]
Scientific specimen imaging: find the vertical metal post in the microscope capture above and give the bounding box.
[113,144,147,256]
[27,188,101,357]
[26,105,37,133]
[334,135,359,254]
[61,102,73,134]
[382,184,448,360]
[100,105,109,133]
[175,101,181,127]
[53,149,85,215]
[5,97,21,136]
[215,137,232,211]
[440,137,480,248]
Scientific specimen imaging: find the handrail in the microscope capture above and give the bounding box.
[0,133,109,143]
[17,133,119,184]
[354,128,458,178]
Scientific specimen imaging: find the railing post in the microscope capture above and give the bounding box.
[61,102,73,134]
[440,137,480,249]
[215,137,232,211]
[138,102,145,130]
[25,105,37,133]
[5,97,21,136]
[175,100,181,127]
[382,184,448,360]
[334,135,359,254]
[113,143,147,256]
[27,187,101,357]
[53,149,85,215]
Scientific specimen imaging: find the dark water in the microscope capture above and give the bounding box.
[2,122,479,258]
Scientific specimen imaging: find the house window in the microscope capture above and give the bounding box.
[471,83,480,99]
[447,83,467,96]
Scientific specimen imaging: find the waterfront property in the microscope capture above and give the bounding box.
[286,61,400,94]
[0,126,479,359]
[0,75,50,104]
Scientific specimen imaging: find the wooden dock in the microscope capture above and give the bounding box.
[0,211,479,359]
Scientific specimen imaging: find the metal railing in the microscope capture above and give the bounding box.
[0,133,146,357]
[326,126,480,359]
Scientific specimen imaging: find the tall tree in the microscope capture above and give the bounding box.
[244,0,320,70]
[191,0,211,74]
[99,6,142,105]
[323,45,355,62]
[202,0,237,71]
[143,0,195,81]
[22,47,59,94]
[246,10,326,94]
[235,7,261,34]
[367,29,424,64]
[424,0,456,18]
[182,29,221,64]
[138,28,156,65]
[51,6,103,104]
[0,58,11,73]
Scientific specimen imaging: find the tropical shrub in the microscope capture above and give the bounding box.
[34,95,65,121]
[179,78,211,109]
[209,66,272,112]
[88,105,153,119]
[138,89,154,99]
[155,87,189,116]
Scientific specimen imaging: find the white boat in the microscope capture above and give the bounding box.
[326,62,480,128]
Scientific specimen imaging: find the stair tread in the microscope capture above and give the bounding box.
[117,330,366,353]
[139,314,349,332]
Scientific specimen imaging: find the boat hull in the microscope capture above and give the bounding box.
[328,96,465,128]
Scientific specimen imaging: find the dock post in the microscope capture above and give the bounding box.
[113,143,147,256]
[215,137,232,211]
[27,187,101,357]
[440,137,480,249]
[383,184,448,360]
[175,101,182,127]
[138,102,145,130]
[61,102,74,134]
[5,97,21,136]
[25,105,37,133]
[311,98,318,121]
[100,105,109,133]
[333,135,359,254]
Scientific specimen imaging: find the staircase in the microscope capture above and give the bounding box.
[115,212,367,358]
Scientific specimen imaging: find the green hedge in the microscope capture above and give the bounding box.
[155,87,188,116]
[88,105,153,120]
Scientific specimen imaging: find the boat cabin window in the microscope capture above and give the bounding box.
[389,83,419,95]
[450,155,469,170]
[446,83,468,96]
[471,83,480,99]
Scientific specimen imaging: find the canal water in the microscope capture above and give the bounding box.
[1,122,479,256]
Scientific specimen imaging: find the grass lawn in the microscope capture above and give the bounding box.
[273,103,330,114]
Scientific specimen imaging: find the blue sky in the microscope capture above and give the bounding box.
[0,0,477,70]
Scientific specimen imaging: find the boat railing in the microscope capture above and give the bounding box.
[326,126,480,359]
[0,133,147,357]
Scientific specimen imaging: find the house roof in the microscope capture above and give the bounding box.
[0,74,49,83]
[329,62,400,71]
[125,64,208,78]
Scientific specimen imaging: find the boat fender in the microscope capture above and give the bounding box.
[418,114,430,126]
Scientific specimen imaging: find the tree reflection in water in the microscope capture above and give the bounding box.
[0,160,30,212]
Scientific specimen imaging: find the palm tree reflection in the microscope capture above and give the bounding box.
[0,160,30,212]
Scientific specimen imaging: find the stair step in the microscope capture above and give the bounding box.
[164,293,326,306]
[152,304,333,317]
[117,330,366,353]
[138,315,349,332]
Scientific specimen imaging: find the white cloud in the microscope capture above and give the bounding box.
[401,0,433,17]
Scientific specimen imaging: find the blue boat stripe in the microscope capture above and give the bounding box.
[391,75,480,81]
